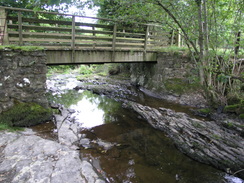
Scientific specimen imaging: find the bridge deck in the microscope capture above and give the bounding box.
[0,6,177,64]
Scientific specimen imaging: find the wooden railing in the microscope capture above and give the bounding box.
[0,6,173,51]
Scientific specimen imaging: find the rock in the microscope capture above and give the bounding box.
[0,128,106,183]
[125,101,244,179]
[0,130,83,183]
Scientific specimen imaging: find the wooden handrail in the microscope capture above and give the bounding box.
[0,6,172,50]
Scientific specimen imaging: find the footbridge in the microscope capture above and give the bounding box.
[0,6,177,64]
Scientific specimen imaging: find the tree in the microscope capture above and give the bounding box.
[0,0,73,12]
[85,0,244,106]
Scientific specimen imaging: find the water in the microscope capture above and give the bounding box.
[46,74,243,183]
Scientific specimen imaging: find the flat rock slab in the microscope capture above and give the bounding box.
[0,129,105,183]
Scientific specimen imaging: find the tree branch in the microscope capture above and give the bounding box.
[154,0,199,54]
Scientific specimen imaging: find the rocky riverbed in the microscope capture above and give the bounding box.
[0,73,243,182]
[75,75,244,180]
[0,107,107,183]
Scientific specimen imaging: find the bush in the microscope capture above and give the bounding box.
[78,65,93,75]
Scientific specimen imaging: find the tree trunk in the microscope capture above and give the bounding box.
[196,0,206,85]
[234,31,241,55]
[203,0,212,86]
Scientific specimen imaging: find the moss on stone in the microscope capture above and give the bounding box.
[239,114,244,119]
[164,78,201,95]
[224,104,244,114]
[199,108,211,115]
[0,102,52,127]
[0,45,44,51]
[0,123,23,132]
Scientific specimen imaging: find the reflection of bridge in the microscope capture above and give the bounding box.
[0,6,176,64]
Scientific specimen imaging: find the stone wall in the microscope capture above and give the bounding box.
[130,52,207,107]
[0,48,48,114]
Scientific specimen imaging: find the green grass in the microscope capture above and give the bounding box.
[157,46,190,55]
[0,45,45,51]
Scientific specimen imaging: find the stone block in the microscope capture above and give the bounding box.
[0,92,9,102]
[18,56,38,67]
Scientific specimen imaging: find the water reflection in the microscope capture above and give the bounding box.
[46,75,243,183]
[70,91,108,128]
[48,89,121,129]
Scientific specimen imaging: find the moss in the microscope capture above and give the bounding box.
[224,104,244,114]
[0,123,23,132]
[239,114,244,119]
[223,122,236,130]
[164,78,201,95]
[0,45,44,51]
[0,102,52,127]
[199,108,211,115]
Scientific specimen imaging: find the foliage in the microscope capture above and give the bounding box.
[0,0,73,12]
[47,65,76,75]
[0,102,52,127]
[78,65,94,75]
[85,0,244,108]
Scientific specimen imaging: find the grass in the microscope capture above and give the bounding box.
[157,46,190,55]
[0,45,45,51]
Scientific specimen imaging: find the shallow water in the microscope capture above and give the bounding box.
[45,74,243,183]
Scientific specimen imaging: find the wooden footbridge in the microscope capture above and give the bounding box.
[0,6,176,64]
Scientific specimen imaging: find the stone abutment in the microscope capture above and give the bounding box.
[0,48,48,114]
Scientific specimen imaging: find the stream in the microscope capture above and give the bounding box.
[44,73,243,183]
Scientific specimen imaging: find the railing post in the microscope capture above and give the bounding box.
[0,8,9,45]
[143,25,150,61]
[92,26,96,49]
[18,11,23,45]
[112,23,117,62]
[71,15,75,62]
